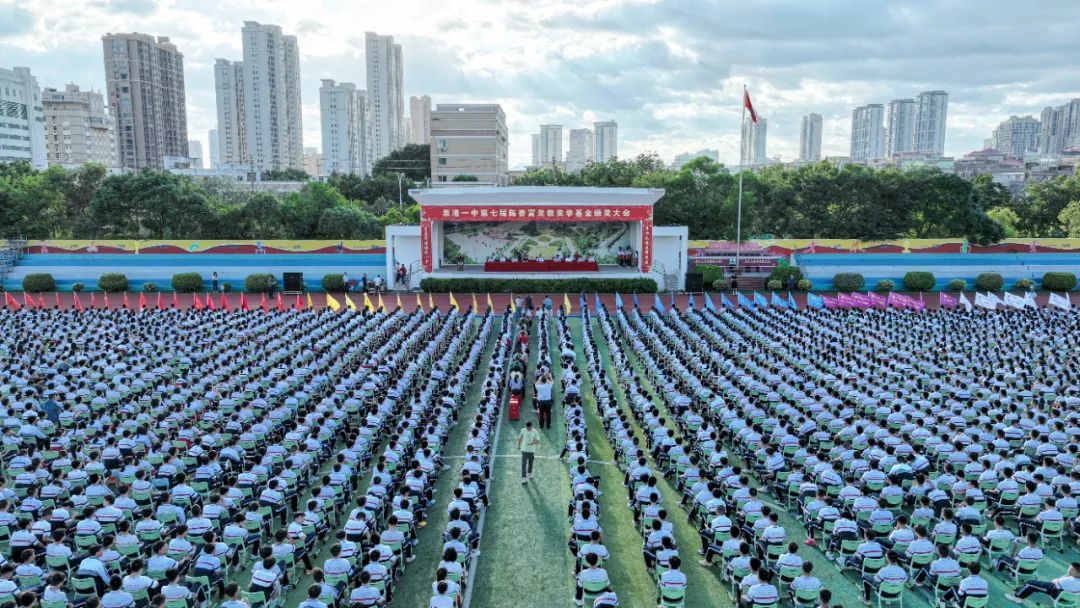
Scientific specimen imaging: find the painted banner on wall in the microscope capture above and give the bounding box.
[25,240,386,254]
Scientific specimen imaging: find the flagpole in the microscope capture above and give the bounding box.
[736,85,746,283]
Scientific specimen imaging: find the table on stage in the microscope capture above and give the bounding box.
[483,260,600,272]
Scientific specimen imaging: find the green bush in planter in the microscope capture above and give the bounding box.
[141,283,157,292]
[21,273,55,293]
[832,272,864,292]
[98,273,128,293]
[245,273,279,293]
[171,272,204,292]
[1042,272,1077,291]
[766,279,782,290]
[875,279,895,292]
[711,279,726,291]
[975,272,1003,292]
[322,273,346,292]
[796,279,811,291]
[697,265,724,287]
[72,282,85,293]
[222,282,232,292]
[1014,278,1034,291]
[902,271,935,291]
[947,279,966,291]
[769,265,803,286]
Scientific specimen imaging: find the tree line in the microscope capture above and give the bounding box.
[2,152,1078,241]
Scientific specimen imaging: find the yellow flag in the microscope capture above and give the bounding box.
[345,293,357,311]
[486,293,494,311]
[307,293,314,310]
[428,292,434,310]
[416,292,423,311]
[509,292,516,312]
[326,293,341,312]
[472,293,478,311]
[563,293,572,315]
[449,292,459,309]
[363,293,374,311]
[377,293,385,311]
[396,293,402,309]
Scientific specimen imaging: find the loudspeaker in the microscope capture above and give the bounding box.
[685,272,704,292]
[283,272,304,293]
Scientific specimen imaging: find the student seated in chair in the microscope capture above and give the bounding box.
[1006,561,1080,604]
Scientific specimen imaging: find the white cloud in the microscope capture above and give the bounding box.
[2,0,1078,168]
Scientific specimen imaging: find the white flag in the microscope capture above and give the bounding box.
[975,292,998,310]
[958,292,973,312]
[1003,292,1027,309]
[1024,291,1038,309]
[1049,292,1072,310]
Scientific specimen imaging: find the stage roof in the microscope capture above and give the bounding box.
[409,186,665,207]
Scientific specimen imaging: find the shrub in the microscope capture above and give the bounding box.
[832,272,864,292]
[766,279,782,290]
[21,273,55,292]
[72,282,85,293]
[419,277,658,294]
[245,273,279,293]
[902,271,935,292]
[875,279,895,292]
[171,272,204,292]
[1014,278,1034,291]
[1042,272,1077,291]
[796,279,811,291]
[975,272,1004,292]
[697,265,725,287]
[141,283,157,292]
[711,279,727,292]
[98,273,128,293]
[947,279,966,291]
[322,273,346,292]
[222,282,232,292]
[769,265,803,286]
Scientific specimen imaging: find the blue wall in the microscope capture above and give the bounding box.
[798,253,1080,290]
[4,253,386,291]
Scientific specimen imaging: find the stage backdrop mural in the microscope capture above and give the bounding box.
[442,222,632,265]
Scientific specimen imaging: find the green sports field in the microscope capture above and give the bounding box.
[277,316,1080,608]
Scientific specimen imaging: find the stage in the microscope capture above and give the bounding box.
[429,264,648,281]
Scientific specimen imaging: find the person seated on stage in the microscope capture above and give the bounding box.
[535,254,544,263]
[553,251,563,262]
[587,253,596,263]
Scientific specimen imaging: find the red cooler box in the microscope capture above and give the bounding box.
[509,395,521,421]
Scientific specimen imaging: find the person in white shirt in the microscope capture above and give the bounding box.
[574,552,610,606]
[1007,562,1080,603]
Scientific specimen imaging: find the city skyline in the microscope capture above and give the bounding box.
[2,1,1080,168]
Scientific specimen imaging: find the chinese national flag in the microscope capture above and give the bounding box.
[295,293,304,311]
[90,292,97,308]
[123,292,130,309]
[206,292,214,310]
[240,292,249,311]
[5,292,20,310]
[73,292,83,312]
[172,291,179,308]
[103,292,110,308]
[157,292,164,310]
[276,292,285,312]
[260,292,268,313]
[220,292,229,311]
[743,87,758,124]
[193,293,202,310]
[138,292,147,311]
[55,293,61,308]
[38,293,46,308]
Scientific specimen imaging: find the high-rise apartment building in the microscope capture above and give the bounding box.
[593,120,618,162]
[430,103,508,186]
[207,129,219,169]
[238,22,303,172]
[914,90,948,156]
[799,113,822,162]
[0,67,46,169]
[565,128,594,173]
[187,139,203,168]
[41,84,115,167]
[531,134,540,168]
[741,118,767,166]
[1038,99,1080,155]
[885,99,917,156]
[102,33,188,169]
[213,58,246,166]
[991,115,1041,158]
[850,104,885,159]
[537,124,563,167]
[409,95,431,146]
[320,79,371,176]
[302,147,321,176]
[366,32,405,163]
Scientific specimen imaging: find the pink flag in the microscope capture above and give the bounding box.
[822,295,838,309]
[836,293,854,309]
[850,292,871,309]
[939,292,958,309]
[868,291,888,309]
[886,291,902,308]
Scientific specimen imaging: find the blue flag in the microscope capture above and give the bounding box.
[754,292,768,308]
[738,292,753,309]
[614,293,623,309]
[670,289,676,308]
[721,293,734,309]
[579,293,587,314]
[593,293,602,313]
[687,293,696,310]
[653,292,665,314]
[771,292,788,308]
[788,291,797,309]
[807,292,824,309]
[632,292,640,308]
[703,293,715,311]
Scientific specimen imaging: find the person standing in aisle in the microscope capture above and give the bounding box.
[535,372,554,430]
[518,421,541,483]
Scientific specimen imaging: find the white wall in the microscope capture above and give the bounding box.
[654,226,689,290]
[385,225,425,289]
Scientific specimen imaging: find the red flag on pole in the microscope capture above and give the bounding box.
[220,292,229,311]
[23,292,35,309]
[295,293,304,311]
[123,292,130,309]
[5,292,20,310]
[90,292,97,308]
[172,291,179,308]
[193,293,202,310]
[55,293,61,308]
[103,292,110,308]
[138,292,147,311]
[240,292,249,311]
[207,292,215,311]
[38,293,46,308]
[73,292,83,312]
[743,87,758,124]
[157,292,164,310]
[260,293,268,313]
[276,292,284,312]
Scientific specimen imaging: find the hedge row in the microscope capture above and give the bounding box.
[830,271,1077,292]
[419,277,658,294]
[171,273,203,292]
[22,273,55,292]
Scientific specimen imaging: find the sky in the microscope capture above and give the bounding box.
[3,0,1079,169]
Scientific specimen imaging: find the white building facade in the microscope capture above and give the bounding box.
[320,79,370,176]
[992,115,1041,158]
[239,22,303,172]
[565,128,594,172]
[594,120,617,162]
[41,84,115,167]
[366,32,405,163]
[914,90,948,156]
[537,124,563,168]
[851,104,885,159]
[214,59,246,167]
[885,99,917,157]
[207,129,219,169]
[0,67,46,169]
[409,95,431,146]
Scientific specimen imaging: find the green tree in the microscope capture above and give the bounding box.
[988,206,1021,237]
[1060,200,1080,237]
[261,168,310,181]
[451,174,479,182]
[327,173,417,208]
[0,164,66,238]
[1015,174,1080,237]
[372,143,430,181]
[280,181,348,237]
[315,205,382,239]
[379,204,421,226]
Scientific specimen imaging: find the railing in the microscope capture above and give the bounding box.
[0,236,25,282]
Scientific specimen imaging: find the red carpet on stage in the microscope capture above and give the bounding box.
[483,261,599,272]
